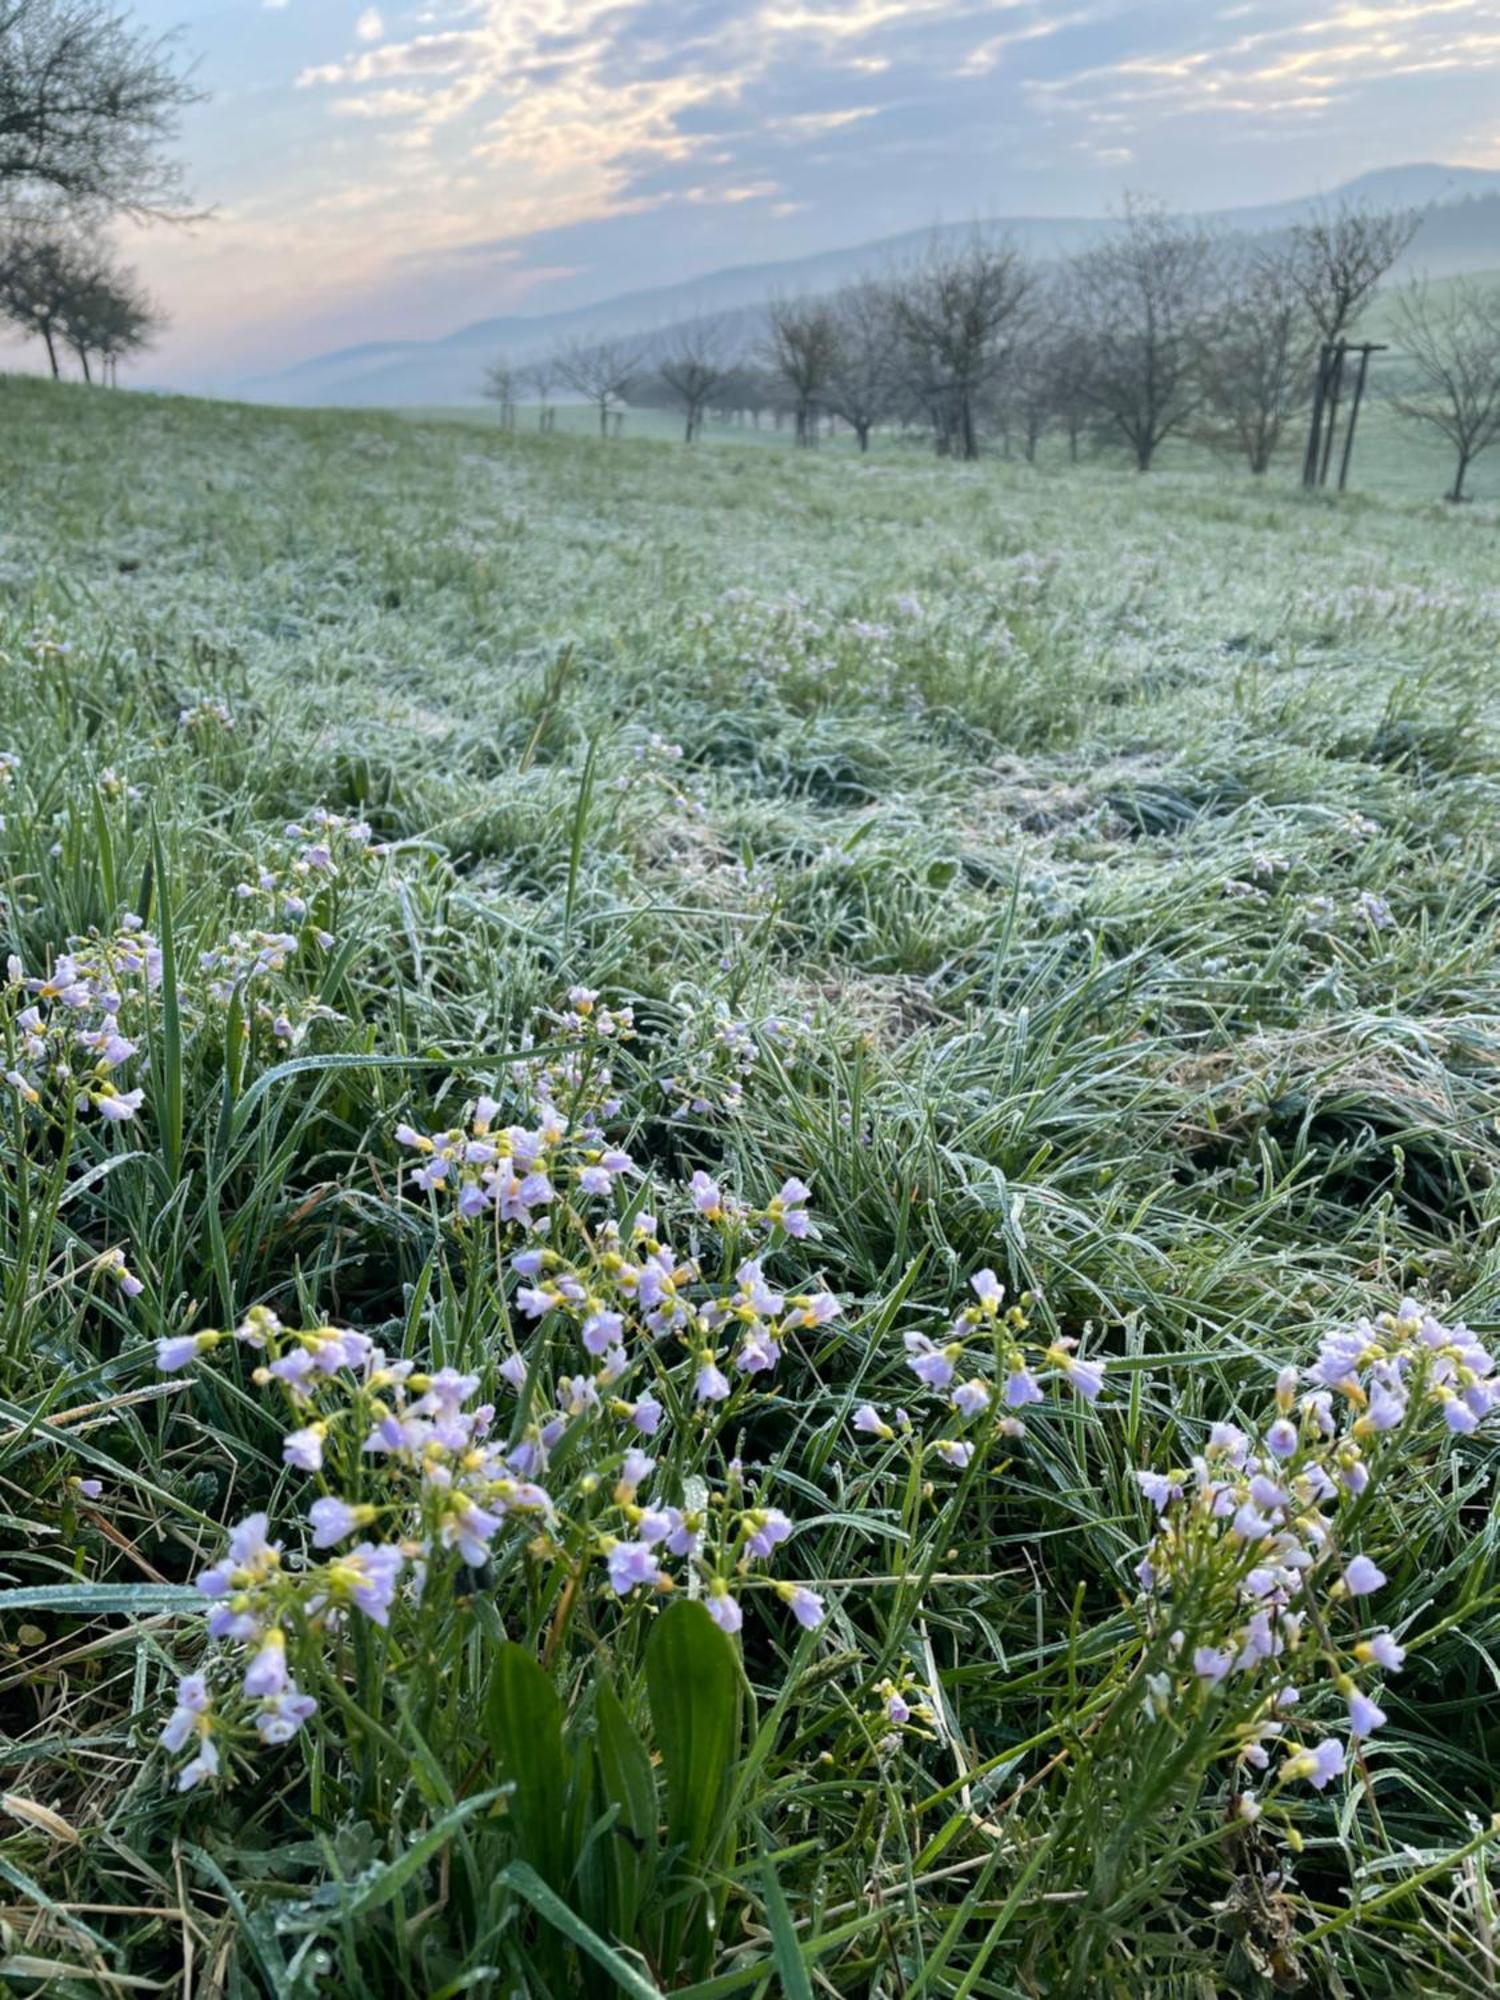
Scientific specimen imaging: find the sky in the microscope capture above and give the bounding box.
[84,0,1500,385]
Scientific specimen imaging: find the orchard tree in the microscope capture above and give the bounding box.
[1390,276,1500,502]
[651,315,736,442]
[824,277,900,452]
[763,294,839,445]
[0,0,197,218]
[889,235,1033,459]
[1286,200,1420,344]
[1069,197,1218,470]
[0,228,72,370]
[481,358,516,429]
[552,333,638,437]
[1203,246,1318,473]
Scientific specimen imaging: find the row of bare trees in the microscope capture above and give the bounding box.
[0,228,158,379]
[487,197,1500,499]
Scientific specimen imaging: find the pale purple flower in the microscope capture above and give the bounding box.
[853,1403,893,1439]
[607,1540,663,1595]
[782,1584,824,1630]
[1004,1366,1043,1409]
[176,1738,220,1791]
[243,1632,289,1699]
[1193,1645,1233,1684]
[706,1587,743,1634]
[309,1496,366,1548]
[282,1425,325,1473]
[627,1392,663,1435]
[691,1171,723,1218]
[969,1268,1003,1313]
[952,1378,990,1419]
[904,1332,957,1389]
[1265,1419,1298,1460]
[746,1507,792,1559]
[95,1087,144,1123]
[694,1358,731,1403]
[1135,1469,1180,1511]
[582,1310,624,1355]
[1297,1738,1346,1790]
[1362,1631,1406,1671]
[618,1447,655,1492]
[634,1507,675,1547]
[767,1177,812,1239]
[157,1333,202,1371]
[934,1439,974,1469]
[1343,1555,1386,1596]
[1063,1355,1104,1402]
[339,1542,404,1624]
[499,1169,554,1227]
[256,1687,317,1745]
[1348,1689,1387,1737]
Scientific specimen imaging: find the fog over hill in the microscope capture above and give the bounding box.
[242,165,1500,411]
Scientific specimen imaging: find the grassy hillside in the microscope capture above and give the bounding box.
[6,375,1500,1994]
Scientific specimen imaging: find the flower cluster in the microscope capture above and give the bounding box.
[1132,1299,1493,1819]
[179,696,236,736]
[4,917,160,1124]
[198,926,343,1047]
[658,1001,810,1123]
[231,809,388,928]
[849,1270,1103,1473]
[154,1284,830,1787]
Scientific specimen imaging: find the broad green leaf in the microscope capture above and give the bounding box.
[484,1642,570,1891]
[644,1599,743,1870]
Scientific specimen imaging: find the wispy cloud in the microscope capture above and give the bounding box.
[119,0,1500,387]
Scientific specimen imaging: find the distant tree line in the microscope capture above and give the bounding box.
[487,196,1500,500]
[0,0,194,382]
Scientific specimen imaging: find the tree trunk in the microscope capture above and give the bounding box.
[41,326,60,378]
[855,420,870,453]
[77,346,92,384]
[1450,450,1471,503]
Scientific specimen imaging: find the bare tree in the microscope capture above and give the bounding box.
[1389,276,1500,502]
[88,260,158,380]
[1069,196,1218,471]
[1202,245,1318,474]
[552,333,638,438]
[651,314,736,441]
[481,358,516,429]
[1286,200,1420,344]
[888,235,1034,459]
[0,228,74,372]
[1039,304,1096,463]
[522,355,557,431]
[824,276,900,452]
[0,224,151,378]
[0,0,198,219]
[763,294,839,445]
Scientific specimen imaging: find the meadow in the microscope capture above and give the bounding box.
[5,371,1500,1996]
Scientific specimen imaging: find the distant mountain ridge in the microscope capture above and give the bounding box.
[241,164,1500,411]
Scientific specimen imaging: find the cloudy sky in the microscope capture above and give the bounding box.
[114,0,1500,385]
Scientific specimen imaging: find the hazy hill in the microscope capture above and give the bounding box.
[242,164,1500,411]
